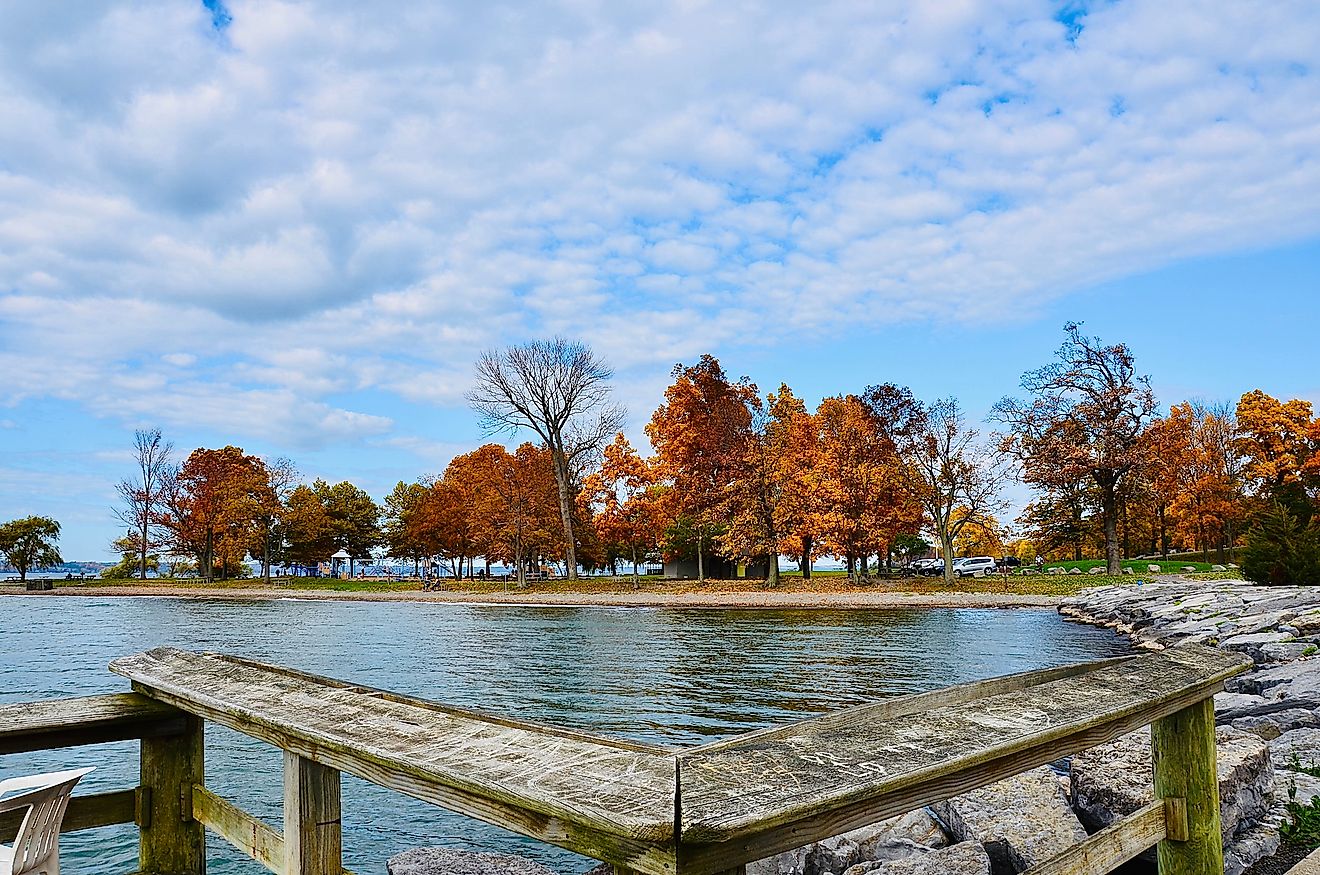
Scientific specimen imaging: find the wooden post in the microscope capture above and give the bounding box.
[284,751,342,875]
[139,713,205,874]
[1152,697,1223,875]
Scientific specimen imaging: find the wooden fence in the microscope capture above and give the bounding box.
[0,644,1248,875]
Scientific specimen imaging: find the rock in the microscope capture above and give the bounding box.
[1121,567,1134,574]
[387,849,559,875]
[747,810,949,875]
[840,842,990,875]
[1148,564,1162,573]
[930,767,1085,873]
[1223,820,1281,875]
[1213,564,1228,571]
[1070,726,1272,842]
[1182,565,1198,572]
[1087,567,1105,575]
[1068,567,1082,575]
[1231,708,1320,740]
[845,810,949,858]
[748,846,809,875]
[1216,692,1271,715]
[1227,659,1320,697]
[1261,642,1313,663]
[1270,727,1320,772]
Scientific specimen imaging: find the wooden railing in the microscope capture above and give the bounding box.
[1,644,1248,875]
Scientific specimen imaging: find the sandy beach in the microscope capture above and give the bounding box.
[0,582,1065,609]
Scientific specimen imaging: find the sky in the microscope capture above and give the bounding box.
[1,1,1319,560]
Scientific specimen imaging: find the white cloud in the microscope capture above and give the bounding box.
[0,0,1315,460]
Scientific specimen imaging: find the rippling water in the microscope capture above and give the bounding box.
[0,597,1130,874]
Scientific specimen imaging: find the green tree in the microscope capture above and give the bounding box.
[0,516,63,582]
[102,534,161,579]
[312,480,381,572]
[1241,504,1320,586]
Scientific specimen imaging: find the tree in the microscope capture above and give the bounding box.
[383,481,432,576]
[583,434,661,586]
[488,443,566,587]
[877,387,1004,583]
[1235,390,1319,523]
[951,507,1006,557]
[312,480,381,574]
[0,516,62,582]
[161,446,272,582]
[994,323,1157,575]
[1240,503,1320,586]
[102,534,160,579]
[251,458,297,583]
[113,428,174,580]
[817,393,922,579]
[467,337,625,580]
[648,355,758,583]
[283,484,334,570]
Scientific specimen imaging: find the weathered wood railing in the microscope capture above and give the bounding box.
[1,645,1248,875]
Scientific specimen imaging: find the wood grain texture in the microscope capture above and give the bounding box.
[193,784,284,873]
[284,753,342,875]
[677,644,1246,845]
[107,645,1245,875]
[110,649,676,843]
[0,693,185,754]
[1023,799,1165,875]
[139,713,205,875]
[0,789,136,842]
[1153,699,1224,875]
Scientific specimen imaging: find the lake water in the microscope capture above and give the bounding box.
[0,597,1131,874]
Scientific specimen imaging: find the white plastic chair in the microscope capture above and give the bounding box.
[0,768,94,875]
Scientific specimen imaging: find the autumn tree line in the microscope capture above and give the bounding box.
[98,328,1320,587]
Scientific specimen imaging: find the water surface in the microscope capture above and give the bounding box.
[0,597,1130,874]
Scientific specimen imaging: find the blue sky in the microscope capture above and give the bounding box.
[1,1,1318,559]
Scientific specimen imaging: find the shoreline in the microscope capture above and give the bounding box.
[0,583,1064,609]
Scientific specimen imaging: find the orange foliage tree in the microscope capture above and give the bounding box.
[582,434,661,584]
[163,446,274,582]
[647,355,757,583]
[813,394,922,578]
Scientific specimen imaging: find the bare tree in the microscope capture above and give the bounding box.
[467,337,625,579]
[868,386,1006,583]
[907,398,1007,583]
[994,322,1157,575]
[114,428,174,580]
[255,457,298,584]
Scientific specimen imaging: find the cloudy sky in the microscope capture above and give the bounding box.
[2,0,1319,559]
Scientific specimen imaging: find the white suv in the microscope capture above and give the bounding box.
[953,556,996,578]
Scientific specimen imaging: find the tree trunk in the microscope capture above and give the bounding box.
[1159,505,1169,557]
[263,525,272,585]
[941,534,956,583]
[846,554,855,581]
[204,528,214,584]
[631,546,639,590]
[1100,481,1121,575]
[799,535,812,579]
[549,448,579,580]
[696,533,704,584]
[766,551,779,588]
[139,516,149,581]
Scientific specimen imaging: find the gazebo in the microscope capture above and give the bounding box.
[330,548,353,579]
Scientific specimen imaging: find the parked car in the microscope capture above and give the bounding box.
[953,556,997,578]
[905,558,941,576]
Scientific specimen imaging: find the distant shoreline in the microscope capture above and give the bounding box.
[0,582,1065,609]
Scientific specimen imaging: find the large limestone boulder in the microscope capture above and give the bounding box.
[1070,726,1272,842]
[1269,727,1320,772]
[930,767,1085,874]
[746,810,949,875]
[840,842,990,875]
[388,849,558,875]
